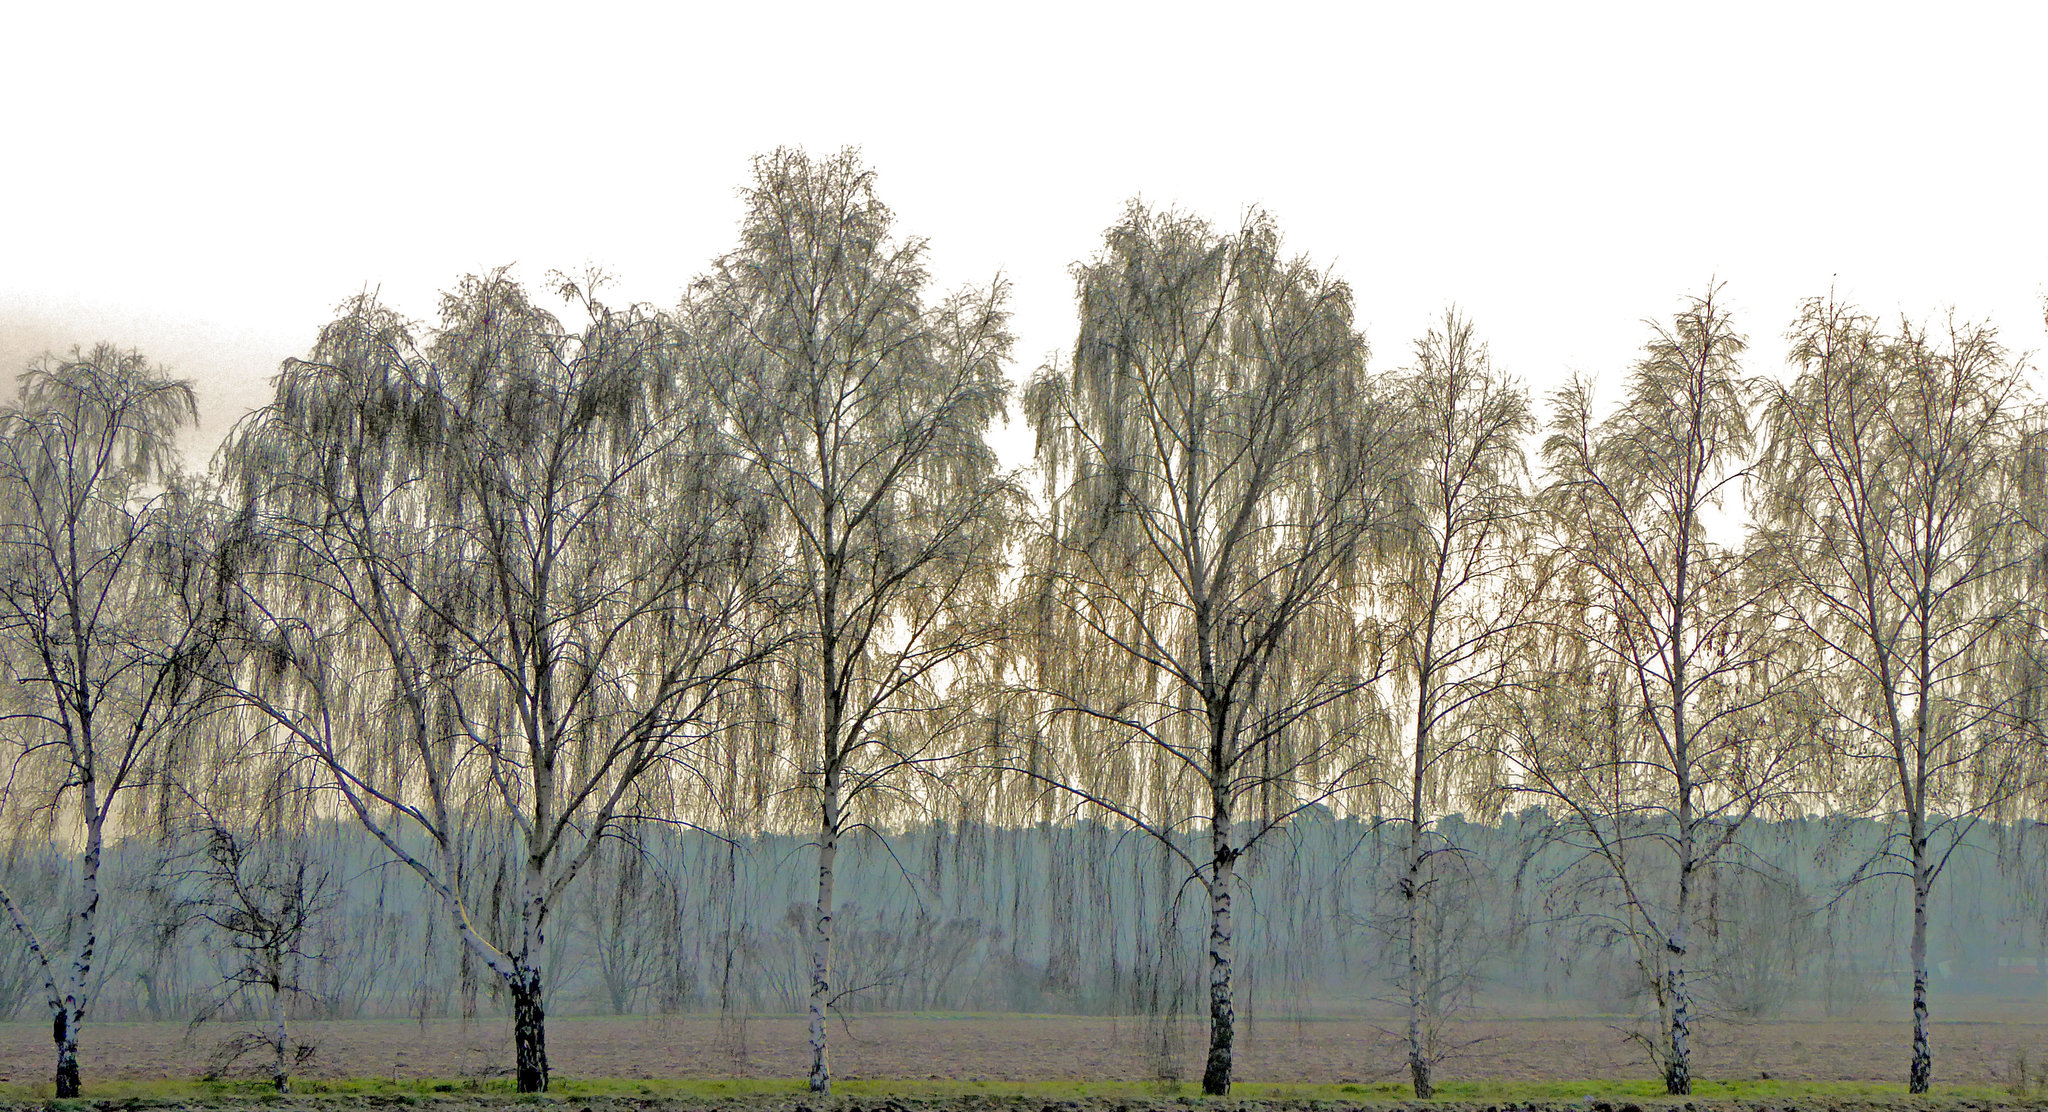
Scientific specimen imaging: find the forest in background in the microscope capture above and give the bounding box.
[5,147,2048,1100]
[6,814,2048,1023]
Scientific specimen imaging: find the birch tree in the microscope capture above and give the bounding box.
[686,147,1018,1095]
[1020,202,1402,1096]
[1384,311,1535,1097]
[220,274,773,1091]
[1757,297,2032,1093]
[0,346,214,1097]
[1517,288,1801,1095]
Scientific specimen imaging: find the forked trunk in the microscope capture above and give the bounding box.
[511,970,548,1092]
[809,772,841,1094]
[1202,837,1236,1096]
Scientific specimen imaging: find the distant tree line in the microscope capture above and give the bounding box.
[2,146,2045,1098]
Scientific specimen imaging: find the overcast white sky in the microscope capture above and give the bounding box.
[4,2,2044,468]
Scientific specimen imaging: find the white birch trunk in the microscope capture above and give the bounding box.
[1201,787,1236,1097]
[53,788,105,1098]
[0,887,68,1098]
[809,764,841,1094]
[1405,815,1431,1097]
[1664,890,1692,1094]
[1406,667,1434,1098]
[512,854,550,1092]
[1909,823,1932,1093]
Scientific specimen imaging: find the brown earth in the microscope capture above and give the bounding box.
[1,1012,2045,1087]
[5,1100,2048,1112]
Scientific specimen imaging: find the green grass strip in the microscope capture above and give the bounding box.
[0,1077,2035,1104]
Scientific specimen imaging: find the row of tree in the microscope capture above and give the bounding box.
[3,146,2045,1098]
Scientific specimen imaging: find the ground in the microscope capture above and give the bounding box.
[2,1009,2045,1088]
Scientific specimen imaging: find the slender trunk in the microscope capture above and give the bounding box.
[3,892,68,1100]
[1909,827,1932,1093]
[56,796,103,1099]
[809,762,841,1095]
[271,953,291,1093]
[1405,817,1431,1097]
[813,490,843,1097]
[511,969,548,1092]
[1664,785,1694,1094]
[1665,581,1692,1097]
[1908,613,1934,1096]
[1202,784,1236,1097]
[53,1006,80,1099]
[1407,672,1433,1098]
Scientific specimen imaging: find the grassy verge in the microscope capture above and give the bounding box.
[0,1077,2035,1104]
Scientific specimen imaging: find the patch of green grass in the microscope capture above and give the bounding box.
[1413,1079,1992,1102]
[0,1075,2024,1104]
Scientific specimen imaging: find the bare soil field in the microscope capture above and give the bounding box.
[3,1010,2046,1087]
